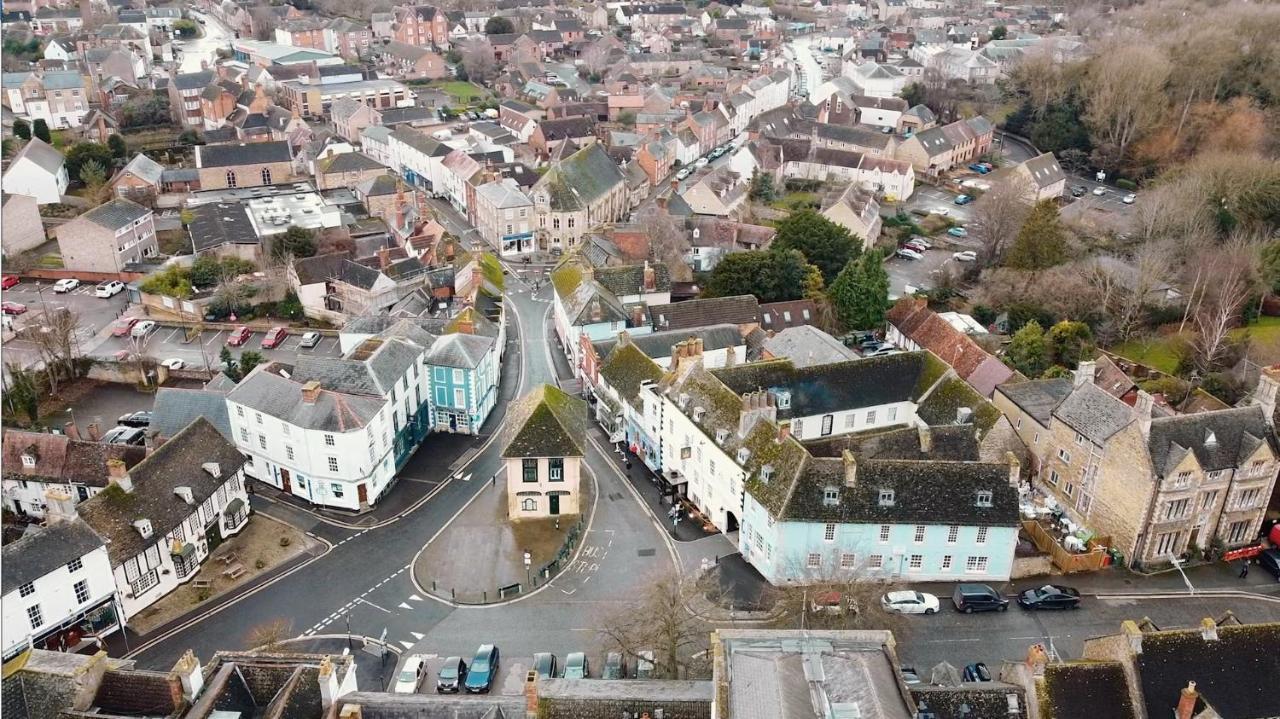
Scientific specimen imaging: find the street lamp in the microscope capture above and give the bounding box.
[66,407,77,435]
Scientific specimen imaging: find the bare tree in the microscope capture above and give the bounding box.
[249,5,279,41]
[765,563,915,640]
[31,308,83,395]
[1187,238,1258,373]
[596,570,711,680]
[247,618,294,653]
[460,37,496,84]
[1085,241,1174,342]
[1082,41,1171,168]
[968,177,1032,267]
[579,37,615,79]
[635,203,692,282]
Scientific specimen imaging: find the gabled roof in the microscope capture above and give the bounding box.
[593,323,742,361]
[1133,623,1280,719]
[76,418,247,565]
[502,384,588,458]
[650,295,760,331]
[151,387,233,441]
[533,143,624,212]
[1020,151,1064,190]
[8,137,64,174]
[78,198,150,231]
[117,152,164,186]
[1053,382,1133,445]
[2,520,106,596]
[763,325,857,368]
[426,332,494,369]
[885,298,1013,396]
[1147,406,1275,476]
[996,378,1072,427]
[228,363,384,431]
[598,340,664,402]
[317,151,383,175]
[196,140,291,168]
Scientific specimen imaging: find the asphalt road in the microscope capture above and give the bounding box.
[176,11,234,74]
[89,325,344,369]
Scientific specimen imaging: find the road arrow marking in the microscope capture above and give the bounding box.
[409,594,422,601]
[398,602,412,609]
[411,632,425,640]
[399,641,414,649]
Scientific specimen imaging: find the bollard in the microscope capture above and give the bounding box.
[483,591,487,602]
[451,588,456,600]
[432,580,437,591]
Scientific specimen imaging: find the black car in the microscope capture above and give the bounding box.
[963,662,992,682]
[952,584,1009,613]
[531,653,557,680]
[1070,185,1087,197]
[435,656,467,693]
[602,652,625,679]
[118,411,152,428]
[1257,548,1280,582]
[1017,584,1081,610]
[101,426,146,446]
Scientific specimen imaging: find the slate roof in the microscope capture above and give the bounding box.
[317,152,383,175]
[292,252,347,285]
[537,116,596,141]
[763,325,857,368]
[1146,406,1275,476]
[996,378,1071,426]
[76,418,246,565]
[593,263,671,297]
[78,198,149,231]
[650,295,760,331]
[92,669,181,717]
[1,430,147,487]
[804,423,979,462]
[337,694,523,719]
[10,137,65,174]
[534,142,624,212]
[598,341,664,403]
[196,141,291,168]
[172,70,216,91]
[502,384,588,458]
[117,153,164,186]
[593,324,742,361]
[1040,662,1136,719]
[1021,151,1064,190]
[151,388,233,441]
[1053,382,1133,445]
[227,364,383,432]
[425,332,493,369]
[190,202,257,252]
[1134,623,1280,719]
[2,520,107,596]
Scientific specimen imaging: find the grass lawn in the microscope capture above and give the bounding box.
[37,253,64,269]
[430,80,492,105]
[1108,316,1280,375]
[769,191,821,212]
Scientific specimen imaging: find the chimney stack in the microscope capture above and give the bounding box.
[64,421,80,440]
[1006,451,1021,487]
[377,247,392,270]
[172,651,204,702]
[631,304,644,327]
[1252,365,1280,428]
[524,671,539,715]
[1073,360,1095,389]
[642,261,656,291]
[1025,644,1048,676]
[301,380,322,404]
[318,656,340,709]
[737,390,776,438]
[917,424,932,453]
[106,459,133,493]
[43,487,77,523]
[1134,389,1155,437]
[87,422,101,441]
[339,706,362,719]
[1176,681,1198,719]
[842,449,858,488]
[777,421,790,443]
[1199,617,1218,642]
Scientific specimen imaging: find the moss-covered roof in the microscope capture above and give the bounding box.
[478,252,505,291]
[917,376,1002,437]
[551,261,585,298]
[599,341,664,403]
[1041,662,1136,719]
[502,384,588,458]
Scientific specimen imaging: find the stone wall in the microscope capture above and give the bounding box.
[538,696,711,719]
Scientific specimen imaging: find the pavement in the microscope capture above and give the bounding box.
[89,325,344,371]
[608,441,719,544]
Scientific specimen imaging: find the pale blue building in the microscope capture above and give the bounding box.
[427,332,500,435]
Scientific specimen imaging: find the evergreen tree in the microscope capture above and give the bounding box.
[1006,320,1050,377]
[1047,320,1092,368]
[704,249,808,303]
[773,209,860,284]
[13,119,30,140]
[1005,200,1067,271]
[107,133,128,159]
[828,250,889,330]
[32,119,51,143]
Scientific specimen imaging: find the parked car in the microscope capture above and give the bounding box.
[53,278,80,293]
[908,236,932,249]
[2,301,28,315]
[261,326,287,349]
[131,320,156,337]
[954,194,973,205]
[299,331,322,348]
[531,653,557,680]
[464,645,499,693]
[1070,185,1087,197]
[895,248,923,261]
[952,584,1009,613]
[563,652,589,679]
[635,651,655,679]
[933,207,951,216]
[435,656,468,693]
[111,318,139,336]
[226,325,252,346]
[117,411,152,427]
[904,241,928,253]
[947,227,968,237]
[881,591,940,615]
[602,652,625,679]
[953,251,978,262]
[394,655,427,694]
[1017,584,1081,610]
[709,146,726,159]
[967,163,990,174]
[161,358,185,370]
[866,347,902,357]
[95,280,125,298]
[2,274,19,289]
[1256,548,1280,582]
[102,426,146,446]
[1122,193,1136,204]
[694,157,709,168]
[1092,186,1107,196]
[963,663,992,682]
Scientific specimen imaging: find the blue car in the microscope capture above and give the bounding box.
[967,163,989,174]
[954,194,973,205]
[464,644,500,693]
[947,227,968,237]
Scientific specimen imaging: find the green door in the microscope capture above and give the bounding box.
[549,494,560,516]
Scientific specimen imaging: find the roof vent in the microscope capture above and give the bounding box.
[955,407,973,424]
[1204,430,1217,446]
[174,486,195,505]
[202,462,222,478]
[133,518,154,539]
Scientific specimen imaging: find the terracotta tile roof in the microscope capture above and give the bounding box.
[888,297,1013,396]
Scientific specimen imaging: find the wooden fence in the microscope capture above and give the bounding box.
[1021,520,1112,573]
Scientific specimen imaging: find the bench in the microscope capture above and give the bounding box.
[222,563,245,580]
[216,552,238,566]
[192,579,213,590]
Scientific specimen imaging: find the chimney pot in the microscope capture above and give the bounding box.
[107,459,134,493]
[64,421,81,440]
[917,424,932,453]
[1200,617,1219,642]
[842,449,857,488]
[318,656,341,709]
[172,650,204,702]
[525,671,539,714]
[1176,680,1198,719]
[87,422,101,441]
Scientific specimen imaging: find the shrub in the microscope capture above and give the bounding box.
[279,536,292,547]
[255,559,266,569]
[1116,178,1138,191]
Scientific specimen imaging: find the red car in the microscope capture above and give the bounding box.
[2,301,28,315]
[1,275,19,290]
[226,325,252,347]
[111,317,140,337]
[261,326,287,349]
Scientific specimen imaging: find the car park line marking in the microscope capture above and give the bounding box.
[205,331,225,346]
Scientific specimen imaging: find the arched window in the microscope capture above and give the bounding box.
[225,170,237,188]
[521,498,537,512]
[261,168,272,185]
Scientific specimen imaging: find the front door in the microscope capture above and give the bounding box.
[280,469,291,493]
[358,483,368,505]
[549,494,560,516]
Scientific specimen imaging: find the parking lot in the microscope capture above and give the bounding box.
[392,653,533,696]
[90,325,344,370]
[2,279,131,336]
[894,184,975,225]
[885,248,962,299]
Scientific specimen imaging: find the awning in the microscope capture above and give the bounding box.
[223,497,246,516]
[171,542,195,559]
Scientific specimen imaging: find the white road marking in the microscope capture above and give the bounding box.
[409,594,422,601]
[398,602,412,609]
[411,632,425,640]
[356,597,392,614]
[399,641,414,649]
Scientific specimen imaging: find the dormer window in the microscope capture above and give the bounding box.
[715,429,729,444]
[1204,430,1217,446]
[772,388,791,409]
[760,464,774,484]
[736,447,750,464]
[693,406,706,422]
[878,489,895,506]
[823,487,839,506]
[21,453,35,468]
[975,490,993,508]
[678,393,690,409]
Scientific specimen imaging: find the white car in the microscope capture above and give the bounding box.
[676,167,692,180]
[394,655,427,694]
[1092,186,1107,196]
[895,248,923,261]
[953,251,978,262]
[933,208,950,217]
[694,157,710,168]
[95,280,125,298]
[1122,193,1136,204]
[53,278,80,293]
[131,320,156,338]
[908,236,932,249]
[881,590,940,615]
[160,358,185,370]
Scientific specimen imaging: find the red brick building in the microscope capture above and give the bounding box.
[392,5,449,49]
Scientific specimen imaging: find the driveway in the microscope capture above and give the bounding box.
[89,326,344,369]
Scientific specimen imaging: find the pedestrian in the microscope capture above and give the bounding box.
[1239,560,1249,579]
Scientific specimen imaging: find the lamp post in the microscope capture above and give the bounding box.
[66,406,78,435]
